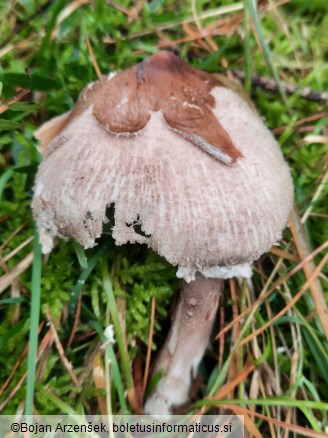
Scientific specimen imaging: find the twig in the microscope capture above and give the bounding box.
[233,70,328,103]
[273,111,328,135]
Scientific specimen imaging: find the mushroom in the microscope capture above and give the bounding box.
[32,51,293,415]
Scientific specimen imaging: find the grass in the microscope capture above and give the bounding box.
[0,0,328,436]
[25,227,41,416]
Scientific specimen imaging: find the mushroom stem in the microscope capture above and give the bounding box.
[144,274,222,415]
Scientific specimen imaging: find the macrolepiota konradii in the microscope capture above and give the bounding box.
[32,51,293,415]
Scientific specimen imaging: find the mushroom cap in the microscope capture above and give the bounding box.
[32,52,293,281]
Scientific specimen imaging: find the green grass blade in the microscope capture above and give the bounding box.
[89,320,129,414]
[69,244,108,317]
[36,0,67,62]
[38,386,77,415]
[25,227,42,415]
[243,0,252,95]
[196,397,328,410]
[101,257,134,391]
[0,320,25,350]
[73,241,88,269]
[245,0,290,109]
[0,168,14,202]
[0,297,26,305]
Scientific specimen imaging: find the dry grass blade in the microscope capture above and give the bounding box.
[0,322,44,398]
[218,301,225,370]
[0,89,30,114]
[85,35,102,79]
[222,405,328,438]
[143,295,155,394]
[209,361,255,400]
[301,166,328,224]
[244,414,263,438]
[66,291,82,348]
[10,280,21,325]
[283,351,299,437]
[217,404,262,438]
[104,3,244,43]
[156,22,241,50]
[44,307,80,387]
[0,373,28,413]
[0,329,53,412]
[0,236,34,267]
[289,206,328,340]
[301,135,328,145]
[1,0,327,424]
[269,246,298,262]
[107,0,139,21]
[93,352,107,416]
[0,215,10,224]
[228,279,239,392]
[56,0,90,28]
[0,252,33,294]
[191,0,217,52]
[0,224,26,251]
[216,240,328,341]
[240,251,328,346]
[249,369,260,422]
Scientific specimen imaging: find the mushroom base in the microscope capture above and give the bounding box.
[144,275,222,415]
